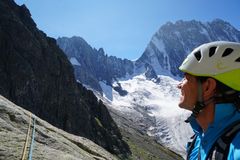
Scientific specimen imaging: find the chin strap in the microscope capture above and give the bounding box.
[185,98,215,123]
[215,90,240,111]
[185,82,239,123]
[185,79,215,123]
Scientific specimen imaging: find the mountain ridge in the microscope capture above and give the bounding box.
[57,36,134,93]
[58,19,240,87]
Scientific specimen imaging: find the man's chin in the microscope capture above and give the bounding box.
[178,102,185,108]
[178,102,192,111]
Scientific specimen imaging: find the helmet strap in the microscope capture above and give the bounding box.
[235,93,240,111]
[215,90,240,110]
[214,90,237,98]
[185,79,214,123]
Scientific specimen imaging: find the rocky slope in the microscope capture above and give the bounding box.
[0,95,118,160]
[0,0,130,157]
[108,106,183,160]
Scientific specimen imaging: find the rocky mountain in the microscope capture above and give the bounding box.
[58,19,240,89]
[136,19,240,77]
[57,19,240,157]
[0,95,118,160]
[57,37,134,93]
[0,0,130,158]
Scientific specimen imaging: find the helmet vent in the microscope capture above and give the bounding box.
[235,57,240,62]
[194,51,201,61]
[222,48,233,57]
[209,46,217,57]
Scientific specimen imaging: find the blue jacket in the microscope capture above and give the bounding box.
[187,103,240,160]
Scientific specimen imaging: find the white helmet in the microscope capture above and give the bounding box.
[179,41,240,91]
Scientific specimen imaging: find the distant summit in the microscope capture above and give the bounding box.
[136,19,240,77]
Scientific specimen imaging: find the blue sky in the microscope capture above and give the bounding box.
[15,0,240,60]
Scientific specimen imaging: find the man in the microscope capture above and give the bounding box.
[177,41,240,160]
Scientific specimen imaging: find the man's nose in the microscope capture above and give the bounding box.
[177,82,182,89]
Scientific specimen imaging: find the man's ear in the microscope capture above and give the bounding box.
[203,78,217,98]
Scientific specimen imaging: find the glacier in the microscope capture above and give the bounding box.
[99,73,193,156]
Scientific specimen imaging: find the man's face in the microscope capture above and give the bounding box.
[177,73,199,111]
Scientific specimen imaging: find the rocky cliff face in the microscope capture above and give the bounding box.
[57,37,134,92]
[136,19,240,77]
[0,95,118,160]
[0,0,130,157]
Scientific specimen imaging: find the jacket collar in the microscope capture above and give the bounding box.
[189,103,236,135]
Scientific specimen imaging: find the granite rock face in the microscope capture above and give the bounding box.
[0,95,118,160]
[0,0,130,157]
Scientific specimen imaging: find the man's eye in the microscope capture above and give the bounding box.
[181,78,186,82]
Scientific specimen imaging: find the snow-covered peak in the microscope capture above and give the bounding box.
[136,19,240,79]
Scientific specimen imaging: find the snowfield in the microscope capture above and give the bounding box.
[99,73,193,157]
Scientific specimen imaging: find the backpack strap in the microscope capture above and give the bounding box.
[186,134,197,160]
[207,120,240,160]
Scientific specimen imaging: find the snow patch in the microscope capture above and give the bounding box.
[69,57,81,66]
[200,26,211,41]
[99,81,113,101]
[152,37,166,55]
